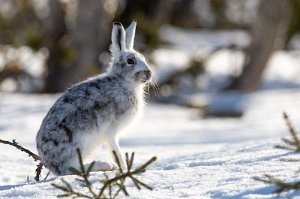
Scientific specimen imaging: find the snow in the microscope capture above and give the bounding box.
[151,49,191,83]
[159,26,250,54]
[1,89,300,198]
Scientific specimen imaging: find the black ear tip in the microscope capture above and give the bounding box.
[113,21,122,26]
[133,19,137,22]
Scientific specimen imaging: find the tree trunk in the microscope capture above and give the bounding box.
[43,0,67,93]
[64,0,109,87]
[227,0,291,92]
[44,0,109,93]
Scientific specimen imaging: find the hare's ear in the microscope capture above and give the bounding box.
[125,20,136,50]
[111,22,126,57]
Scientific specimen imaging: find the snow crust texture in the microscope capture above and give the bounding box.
[1,90,300,198]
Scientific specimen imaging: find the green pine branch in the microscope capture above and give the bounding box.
[52,148,157,199]
[274,112,300,152]
[254,175,300,194]
[254,112,300,195]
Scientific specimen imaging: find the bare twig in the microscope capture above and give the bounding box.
[35,162,44,182]
[0,139,40,161]
[0,138,44,181]
[44,171,51,181]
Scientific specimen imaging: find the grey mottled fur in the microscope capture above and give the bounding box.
[36,21,152,175]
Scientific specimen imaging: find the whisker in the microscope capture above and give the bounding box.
[154,82,160,96]
[150,80,160,97]
[143,83,150,95]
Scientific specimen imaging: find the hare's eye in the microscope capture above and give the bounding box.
[127,58,135,65]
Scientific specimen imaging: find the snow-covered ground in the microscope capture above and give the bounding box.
[1,25,300,198]
[1,89,300,198]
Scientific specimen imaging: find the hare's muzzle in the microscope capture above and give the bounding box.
[144,70,152,80]
[135,70,152,83]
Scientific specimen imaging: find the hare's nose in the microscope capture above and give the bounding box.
[144,70,152,79]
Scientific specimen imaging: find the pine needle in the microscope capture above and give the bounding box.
[280,112,300,151]
[254,175,300,194]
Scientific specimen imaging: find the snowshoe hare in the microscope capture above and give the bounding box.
[36,21,152,175]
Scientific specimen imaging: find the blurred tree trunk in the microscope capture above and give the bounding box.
[64,0,108,88]
[44,0,109,93]
[286,0,300,44]
[152,1,172,24]
[117,0,172,48]
[43,0,67,93]
[227,0,292,92]
[170,0,199,28]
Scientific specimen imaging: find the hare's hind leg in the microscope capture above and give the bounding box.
[67,161,116,174]
[86,161,116,172]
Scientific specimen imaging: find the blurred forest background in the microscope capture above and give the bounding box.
[0,0,299,116]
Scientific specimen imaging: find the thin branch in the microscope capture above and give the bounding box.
[35,162,44,181]
[44,171,51,181]
[112,151,124,174]
[0,139,40,161]
[0,138,45,182]
[76,149,98,198]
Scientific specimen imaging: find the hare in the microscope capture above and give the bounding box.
[36,21,152,175]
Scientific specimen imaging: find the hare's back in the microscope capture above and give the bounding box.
[37,77,117,136]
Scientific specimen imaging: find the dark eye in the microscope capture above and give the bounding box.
[127,58,135,65]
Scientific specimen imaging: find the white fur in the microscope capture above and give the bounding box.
[36,20,152,175]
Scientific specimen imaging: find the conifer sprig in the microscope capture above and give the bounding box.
[254,174,300,194]
[255,112,300,195]
[52,148,157,199]
[275,112,300,151]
